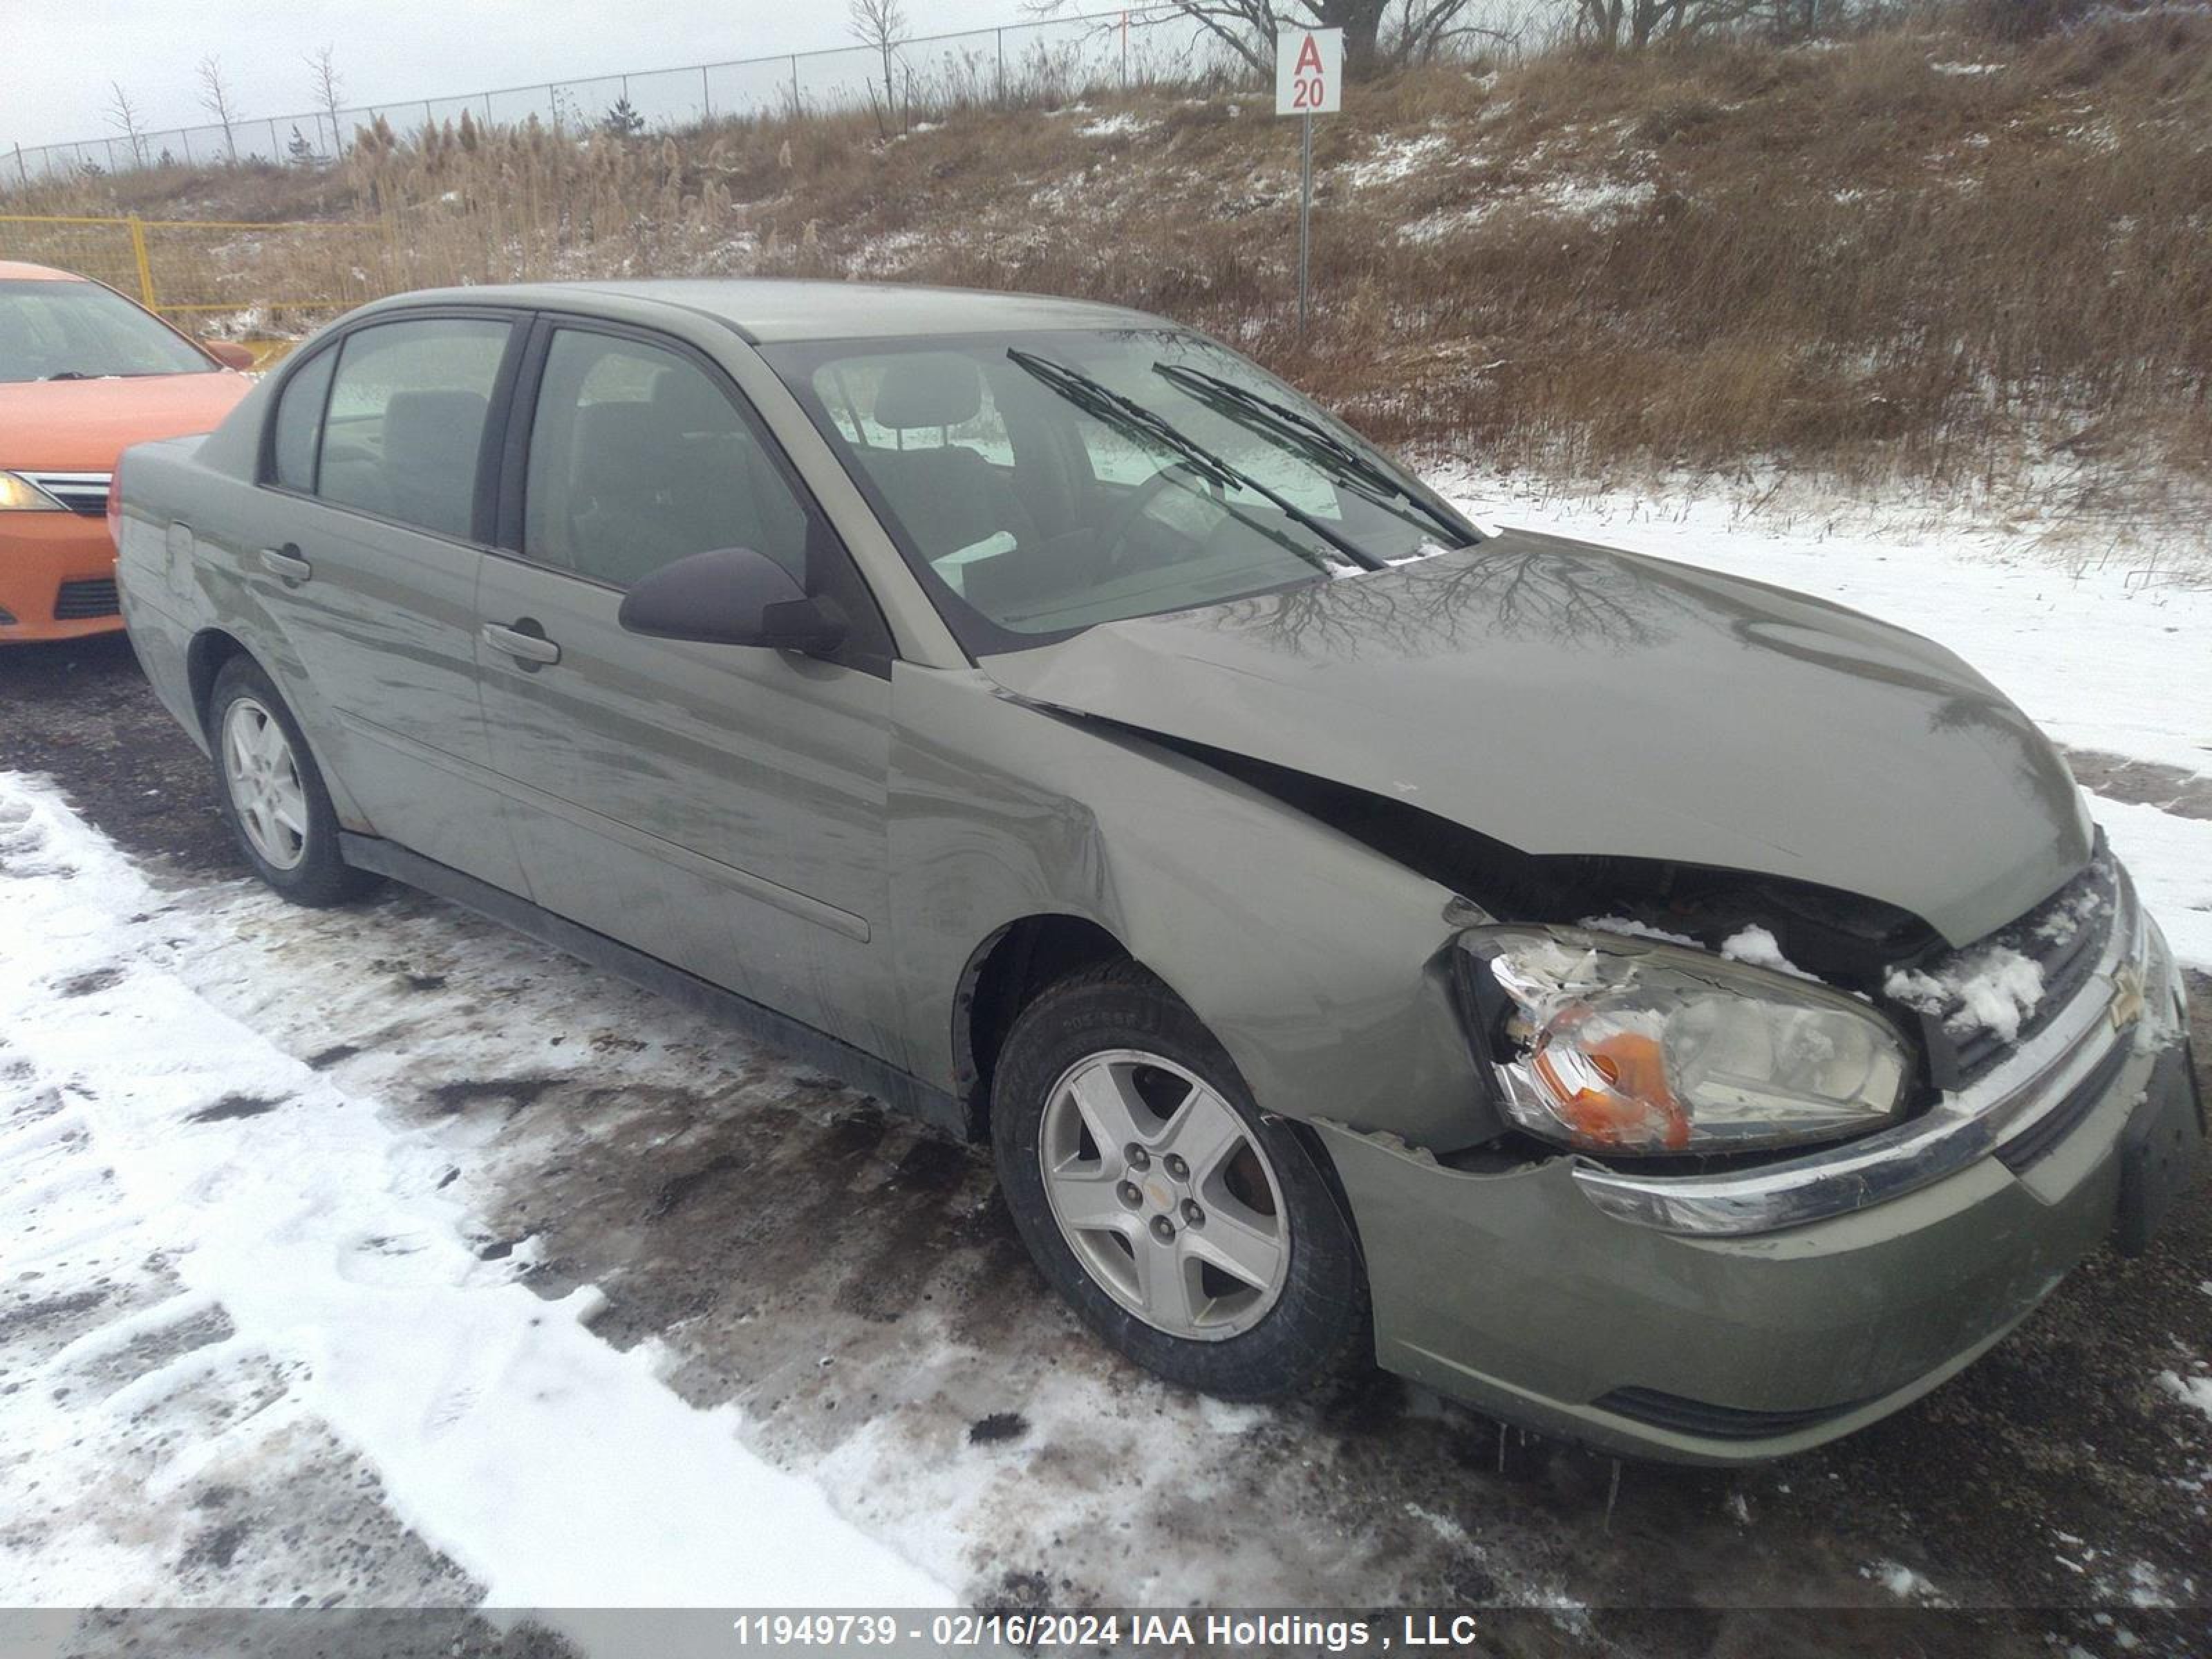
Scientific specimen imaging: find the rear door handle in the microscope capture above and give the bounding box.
[482,621,561,667]
[260,544,312,583]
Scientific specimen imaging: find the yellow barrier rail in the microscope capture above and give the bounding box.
[0,212,394,364]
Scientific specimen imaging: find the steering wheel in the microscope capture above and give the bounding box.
[1094,460,1219,573]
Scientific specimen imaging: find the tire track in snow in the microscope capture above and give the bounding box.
[0,774,948,1614]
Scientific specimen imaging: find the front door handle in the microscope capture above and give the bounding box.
[260,544,312,583]
[482,620,561,667]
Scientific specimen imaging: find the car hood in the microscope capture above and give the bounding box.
[979,529,2092,947]
[0,371,251,473]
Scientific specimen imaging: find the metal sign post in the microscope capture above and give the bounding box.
[1299,113,1313,332]
[1276,27,1342,337]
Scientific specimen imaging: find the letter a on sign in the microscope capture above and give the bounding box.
[1275,26,1342,116]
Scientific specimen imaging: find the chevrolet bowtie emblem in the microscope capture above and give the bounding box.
[2110,962,2146,1031]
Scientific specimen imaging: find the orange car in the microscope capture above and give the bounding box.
[1,261,254,641]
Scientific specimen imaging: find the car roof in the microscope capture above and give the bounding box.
[351,277,1165,344]
[0,261,88,282]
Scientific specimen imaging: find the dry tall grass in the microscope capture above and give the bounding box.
[10,7,2209,512]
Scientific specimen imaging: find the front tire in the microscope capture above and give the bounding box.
[207,656,377,907]
[991,962,1369,1400]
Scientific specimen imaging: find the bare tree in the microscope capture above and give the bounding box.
[308,46,346,158]
[850,0,908,121]
[1049,0,1499,81]
[1574,0,1759,48]
[105,82,150,169]
[196,55,241,164]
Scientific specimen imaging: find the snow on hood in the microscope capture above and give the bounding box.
[980,529,2094,946]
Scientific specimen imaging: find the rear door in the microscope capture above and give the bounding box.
[250,309,530,890]
[474,317,905,1056]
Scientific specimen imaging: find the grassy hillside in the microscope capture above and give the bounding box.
[12,8,2210,519]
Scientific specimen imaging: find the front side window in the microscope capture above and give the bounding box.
[315,317,511,539]
[0,278,214,384]
[763,328,1477,651]
[522,329,812,591]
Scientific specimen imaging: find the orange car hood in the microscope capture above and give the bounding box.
[0,371,251,472]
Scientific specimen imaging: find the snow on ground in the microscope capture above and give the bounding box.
[1075,111,1154,140]
[2157,1370,2212,1423]
[1340,131,1454,189]
[0,780,947,1614]
[1447,478,2212,968]
[2098,798,2212,971]
[1401,177,1656,242]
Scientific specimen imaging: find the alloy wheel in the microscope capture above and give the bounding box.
[1038,1048,1290,1340]
[221,696,310,871]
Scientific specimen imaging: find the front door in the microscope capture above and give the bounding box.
[474,320,904,1058]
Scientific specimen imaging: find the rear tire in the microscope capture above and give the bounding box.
[207,656,377,908]
[991,961,1369,1400]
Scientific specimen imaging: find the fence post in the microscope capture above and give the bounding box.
[790,55,801,117]
[180,129,194,166]
[127,216,157,310]
[12,143,26,186]
[997,29,1005,104]
[702,64,713,120]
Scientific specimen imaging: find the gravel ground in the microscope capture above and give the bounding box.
[3,632,2209,1656]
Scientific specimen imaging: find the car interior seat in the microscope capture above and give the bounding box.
[379,388,488,538]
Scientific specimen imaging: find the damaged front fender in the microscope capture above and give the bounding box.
[888,664,1496,1147]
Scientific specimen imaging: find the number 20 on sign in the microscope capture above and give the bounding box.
[1277,27,1342,332]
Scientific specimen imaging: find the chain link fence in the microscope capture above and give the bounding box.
[8,6,1241,187]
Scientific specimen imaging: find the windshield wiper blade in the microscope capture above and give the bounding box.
[1005,348,1383,573]
[1151,362,1474,548]
[41,370,103,382]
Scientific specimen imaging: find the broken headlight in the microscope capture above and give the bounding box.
[1459,927,1909,1156]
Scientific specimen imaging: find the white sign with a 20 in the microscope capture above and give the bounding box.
[1275,26,1342,116]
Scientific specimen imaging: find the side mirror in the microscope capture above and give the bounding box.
[617,547,847,655]
[202,339,257,372]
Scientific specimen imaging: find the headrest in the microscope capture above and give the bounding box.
[650,365,737,435]
[382,389,488,476]
[572,400,687,489]
[872,354,983,430]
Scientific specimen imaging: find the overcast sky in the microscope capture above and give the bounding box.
[5,0,999,152]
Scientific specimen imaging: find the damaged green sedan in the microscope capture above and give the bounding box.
[114,280,2202,1462]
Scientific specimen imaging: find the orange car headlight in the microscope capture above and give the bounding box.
[1459,926,1911,1157]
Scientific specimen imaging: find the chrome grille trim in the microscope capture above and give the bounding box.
[1573,869,2164,1236]
[20,471,111,516]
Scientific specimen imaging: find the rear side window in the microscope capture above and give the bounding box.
[269,348,335,491]
[315,317,510,539]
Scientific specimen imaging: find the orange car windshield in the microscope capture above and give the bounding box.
[0,279,213,384]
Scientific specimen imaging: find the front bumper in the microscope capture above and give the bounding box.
[1320,898,2198,1465]
[0,513,124,642]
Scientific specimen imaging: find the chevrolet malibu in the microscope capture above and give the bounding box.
[115,281,2201,1462]
[1,261,253,641]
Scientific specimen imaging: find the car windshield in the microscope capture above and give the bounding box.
[0,278,215,384]
[763,328,1478,650]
